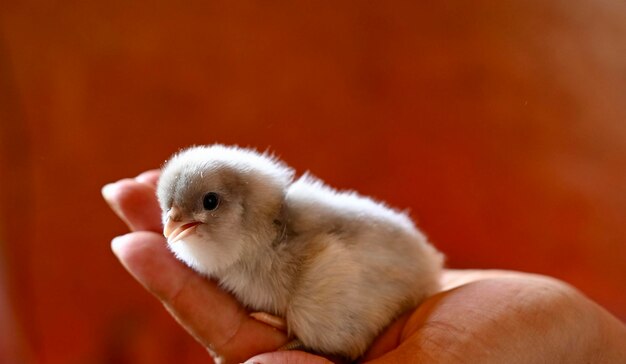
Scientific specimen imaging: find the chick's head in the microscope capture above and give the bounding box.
[157,145,294,275]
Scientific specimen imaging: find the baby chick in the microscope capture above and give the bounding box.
[156,145,443,360]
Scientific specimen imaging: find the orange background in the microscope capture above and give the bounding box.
[1,1,625,363]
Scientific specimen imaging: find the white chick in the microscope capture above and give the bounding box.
[156,145,443,361]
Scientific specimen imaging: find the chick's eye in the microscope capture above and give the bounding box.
[203,192,220,210]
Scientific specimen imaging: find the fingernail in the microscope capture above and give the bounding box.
[101,183,126,219]
[135,170,160,184]
[101,183,117,201]
[111,234,128,256]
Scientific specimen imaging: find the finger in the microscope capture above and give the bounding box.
[135,169,161,187]
[111,232,289,363]
[102,179,162,232]
[244,350,335,364]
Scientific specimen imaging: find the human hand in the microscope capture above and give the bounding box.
[102,171,626,364]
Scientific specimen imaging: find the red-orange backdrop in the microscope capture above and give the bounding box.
[1,1,625,363]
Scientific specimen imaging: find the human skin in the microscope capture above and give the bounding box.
[102,170,626,364]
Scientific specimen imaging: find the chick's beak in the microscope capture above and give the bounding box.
[163,205,202,244]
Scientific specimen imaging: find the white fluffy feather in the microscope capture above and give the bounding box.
[157,144,444,360]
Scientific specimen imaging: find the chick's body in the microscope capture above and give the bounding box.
[157,145,443,360]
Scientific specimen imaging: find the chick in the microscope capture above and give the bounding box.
[156,145,443,361]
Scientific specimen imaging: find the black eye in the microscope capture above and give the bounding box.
[203,192,220,211]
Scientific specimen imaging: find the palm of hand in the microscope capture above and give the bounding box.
[102,171,626,364]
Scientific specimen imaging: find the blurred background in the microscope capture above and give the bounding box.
[1,1,625,363]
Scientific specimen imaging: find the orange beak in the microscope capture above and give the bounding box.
[163,206,202,244]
